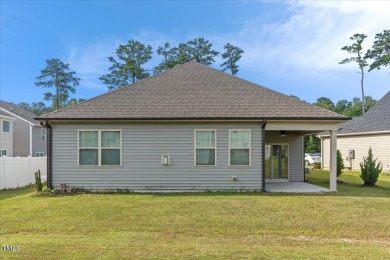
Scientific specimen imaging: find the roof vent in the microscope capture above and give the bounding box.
[20,111,23,115]
[10,108,12,111]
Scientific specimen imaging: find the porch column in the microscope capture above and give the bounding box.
[329,130,337,191]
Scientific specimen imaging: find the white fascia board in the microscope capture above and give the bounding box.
[319,130,390,138]
[265,121,339,131]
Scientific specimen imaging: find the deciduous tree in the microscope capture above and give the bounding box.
[17,102,53,116]
[313,97,335,111]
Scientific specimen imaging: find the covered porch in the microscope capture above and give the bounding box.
[263,121,339,192]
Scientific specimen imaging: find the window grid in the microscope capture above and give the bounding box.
[229,129,251,166]
[78,130,122,166]
[194,129,217,166]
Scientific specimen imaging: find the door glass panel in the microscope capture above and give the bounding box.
[265,145,271,179]
[266,144,288,180]
[272,145,280,178]
[281,145,288,179]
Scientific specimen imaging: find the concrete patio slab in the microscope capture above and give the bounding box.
[265,182,331,193]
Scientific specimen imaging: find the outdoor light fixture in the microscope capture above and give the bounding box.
[280,131,286,137]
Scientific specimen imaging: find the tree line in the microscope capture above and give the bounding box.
[19,29,388,121]
[300,95,378,154]
[22,38,244,114]
[304,29,389,154]
[339,30,390,115]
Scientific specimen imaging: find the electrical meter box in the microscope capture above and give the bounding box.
[349,149,355,159]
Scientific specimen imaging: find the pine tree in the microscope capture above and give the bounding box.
[100,40,153,90]
[360,147,382,185]
[35,58,80,110]
[220,43,244,75]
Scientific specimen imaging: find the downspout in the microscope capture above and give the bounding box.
[42,120,52,189]
[29,124,33,157]
[262,120,267,192]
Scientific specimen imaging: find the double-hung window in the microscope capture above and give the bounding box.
[229,130,251,166]
[3,121,10,133]
[36,152,45,157]
[41,128,46,142]
[194,130,216,166]
[78,130,121,166]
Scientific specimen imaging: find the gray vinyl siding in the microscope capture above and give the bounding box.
[51,122,263,191]
[265,131,304,182]
[32,126,47,156]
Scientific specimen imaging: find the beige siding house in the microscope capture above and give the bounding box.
[320,91,390,172]
[0,101,47,157]
[38,62,347,191]
[0,114,14,156]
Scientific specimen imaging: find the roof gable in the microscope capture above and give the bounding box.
[338,91,390,134]
[38,62,346,121]
[0,101,40,124]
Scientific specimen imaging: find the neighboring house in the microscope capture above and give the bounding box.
[0,101,47,157]
[38,62,347,191]
[320,91,390,172]
[0,114,14,157]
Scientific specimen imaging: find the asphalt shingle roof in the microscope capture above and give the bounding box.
[38,62,347,121]
[0,100,40,124]
[337,91,390,134]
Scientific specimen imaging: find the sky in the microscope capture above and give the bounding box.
[1,0,389,107]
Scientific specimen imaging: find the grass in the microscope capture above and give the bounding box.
[1,172,390,259]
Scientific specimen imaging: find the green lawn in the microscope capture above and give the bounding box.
[1,171,390,259]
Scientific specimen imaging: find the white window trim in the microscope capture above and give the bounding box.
[41,128,46,142]
[3,120,10,133]
[194,129,217,166]
[0,149,7,157]
[77,129,122,167]
[265,143,289,182]
[228,129,251,166]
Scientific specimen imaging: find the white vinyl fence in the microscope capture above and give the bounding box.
[0,157,47,189]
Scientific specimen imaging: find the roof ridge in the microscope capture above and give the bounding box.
[38,62,196,119]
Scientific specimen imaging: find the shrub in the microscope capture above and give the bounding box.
[34,169,43,193]
[360,147,382,185]
[337,149,344,176]
[314,162,321,169]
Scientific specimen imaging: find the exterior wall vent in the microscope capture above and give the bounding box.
[161,155,170,166]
